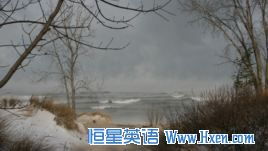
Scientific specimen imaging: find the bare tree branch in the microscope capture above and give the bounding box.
[0,0,172,89]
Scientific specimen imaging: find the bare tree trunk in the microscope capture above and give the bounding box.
[264,11,268,90]
[0,0,64,88]
[245,0,263,92]
[265,37,268,89]
[71,82,76,111]
[259,0,268,90]
[64,77,71,107]
[249,32,263,93]
[70,65,76,111]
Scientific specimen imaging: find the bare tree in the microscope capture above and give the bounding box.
[39,5,97,111]
[0,0,172,89]
[179,0,268,93]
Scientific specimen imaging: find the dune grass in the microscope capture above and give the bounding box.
[30,97,78,130]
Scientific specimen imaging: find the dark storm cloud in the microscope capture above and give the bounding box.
[85,1,234,92]
[1,1,233,94]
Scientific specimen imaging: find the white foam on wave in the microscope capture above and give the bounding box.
[172,94,185,99]
[191,97,202,101]
[91,105,113,110]
[99,98,141,104]
[99,100,112,104]
[112,99,141,104]
[170,91,186,99]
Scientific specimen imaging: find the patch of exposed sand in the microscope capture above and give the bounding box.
[77,112,112,128]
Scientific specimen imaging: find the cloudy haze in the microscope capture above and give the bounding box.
[0,0,233,94]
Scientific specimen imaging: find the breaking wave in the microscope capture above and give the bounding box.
[99,98,141,104]
[112,99,141,104]
[171,94,185,99]
[190,97,202,101]
[91,105,114,110]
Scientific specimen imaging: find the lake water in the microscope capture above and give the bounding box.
[53,92,199,124]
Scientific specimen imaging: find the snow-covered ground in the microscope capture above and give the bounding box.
[0,103,89,151]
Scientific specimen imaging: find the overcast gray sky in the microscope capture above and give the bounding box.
[0,0,233,94]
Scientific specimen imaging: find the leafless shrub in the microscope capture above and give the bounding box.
[147,105,164,127]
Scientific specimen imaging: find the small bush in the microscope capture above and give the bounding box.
[30,97,78,130]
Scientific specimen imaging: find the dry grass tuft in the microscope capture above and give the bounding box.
[0,98,21,108]
[8,98,20,108]
[0,98,8,108]
[0,120,6,143]
[30,97,78,130]
[29,96,41,108]
[0,119,53,151]
[9,138,53,151]
[0,119,9,151]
